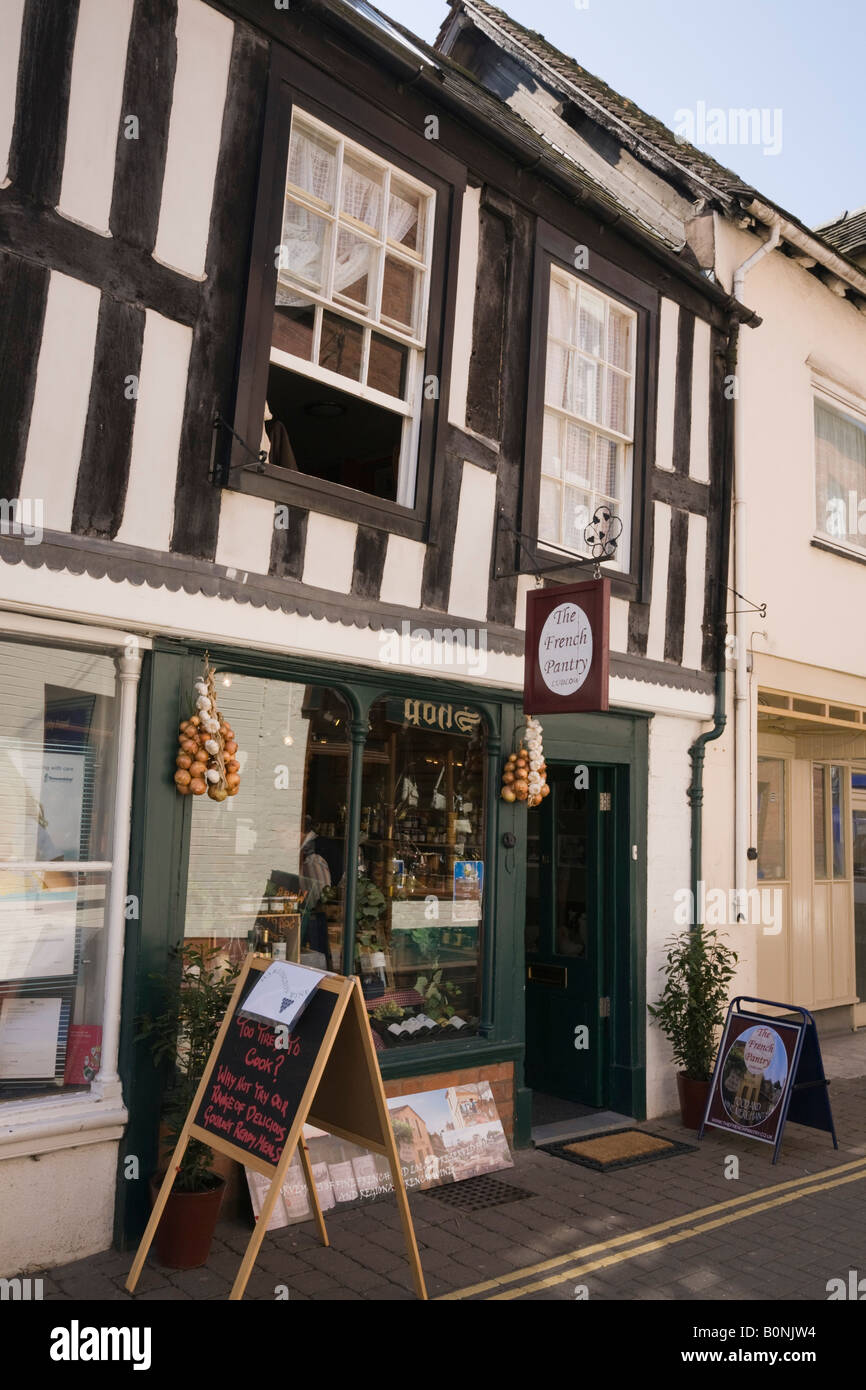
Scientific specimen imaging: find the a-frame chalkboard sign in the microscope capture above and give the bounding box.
[127,954,427,1300]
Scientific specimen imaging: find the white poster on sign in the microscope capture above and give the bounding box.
[239,960,324,1031]
[0,996,63,1079]
[0,892,77,980]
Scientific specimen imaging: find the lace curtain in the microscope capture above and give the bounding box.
[815,400,866,543]
[278,126,420,313]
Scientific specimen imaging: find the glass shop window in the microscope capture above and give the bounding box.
[358,696,486,1051]
[756,758,786,880]
[184,677,350,973]
[0,640,117,1101]
[813,763,828,879]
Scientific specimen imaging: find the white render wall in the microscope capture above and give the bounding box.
[644,703,751,1119]
[714,216,866,687]
[0,1140,118,1274]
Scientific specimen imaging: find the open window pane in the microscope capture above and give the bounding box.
[319,311,363,381]
[272,302,315,361]
[381,256,418,331]
[368,333,408,399]
[267,362,403,501]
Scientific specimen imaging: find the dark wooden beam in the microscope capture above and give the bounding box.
[109,0,178,253]
[7,0,79,206]
[0,251,49,498]
[72,294,145,538]
[0,189,200,325]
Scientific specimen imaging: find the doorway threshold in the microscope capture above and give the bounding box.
[532,1108,636,1146]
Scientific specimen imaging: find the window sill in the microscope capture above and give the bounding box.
[811,535,866,566]
[0,1081,128,1161]
[376,1036,522,1081]
[230,465,426,541]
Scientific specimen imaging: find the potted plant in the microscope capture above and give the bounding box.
[137,942,240,1268]
[648,926,738,1129]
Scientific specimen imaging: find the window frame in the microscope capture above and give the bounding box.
[230,49,465,540]
[811,380,866,562]
[522,220,657,601]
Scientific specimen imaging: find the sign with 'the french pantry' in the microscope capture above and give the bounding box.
[523,578,610,715]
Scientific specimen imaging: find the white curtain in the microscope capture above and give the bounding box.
[278,127,419,314]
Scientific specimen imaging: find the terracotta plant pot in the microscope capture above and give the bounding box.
[149,1173,225,1269]
[677,1073,710,1130]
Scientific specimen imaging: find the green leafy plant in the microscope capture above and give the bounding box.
[648,926,738,1082]
[392,1119,414,1146]
[413,968,462,1023]
[137,942,240,1192]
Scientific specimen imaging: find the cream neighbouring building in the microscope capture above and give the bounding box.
[435,2,866,1075]
[706,206,866,1030]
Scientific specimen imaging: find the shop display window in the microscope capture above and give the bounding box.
[184,677,350,972]
[0,641,117,1100]
[358,696,486,1048]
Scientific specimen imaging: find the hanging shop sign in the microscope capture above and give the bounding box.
[699,996,838,1164]
[126,955,427,1300]
[523,579,610,715]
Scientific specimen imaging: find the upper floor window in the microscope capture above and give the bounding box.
[539,266,636,567]
[269,111,436,508]
[815,396,866,556]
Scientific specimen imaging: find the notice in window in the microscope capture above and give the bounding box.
[0,997,63,1080]
[0,891,77,980]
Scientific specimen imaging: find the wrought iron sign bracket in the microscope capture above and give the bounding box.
[492,509,603,582]
[209,413,268,488]
[727,585,767,619]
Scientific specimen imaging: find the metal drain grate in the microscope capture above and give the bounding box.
[424,1174,531,1212]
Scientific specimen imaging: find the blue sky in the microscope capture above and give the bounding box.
[370,0,865,229]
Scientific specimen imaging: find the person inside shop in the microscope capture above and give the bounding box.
[299,816,332,969]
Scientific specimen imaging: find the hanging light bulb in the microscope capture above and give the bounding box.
[283,734,294,746]
[222,675,232,687]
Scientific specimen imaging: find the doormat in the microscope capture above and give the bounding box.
[539,1127,696,1172]
[424,1174,531,1212]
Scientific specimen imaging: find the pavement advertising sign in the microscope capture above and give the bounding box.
[701,997,838,1164]
[126,954,428,1300]
[523,578,609,715]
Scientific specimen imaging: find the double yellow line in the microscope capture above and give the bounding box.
[440,1154,866,1300]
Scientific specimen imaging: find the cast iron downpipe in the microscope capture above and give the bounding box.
[686,312,739,930]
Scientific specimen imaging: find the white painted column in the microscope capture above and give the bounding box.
[94,648,142,1097]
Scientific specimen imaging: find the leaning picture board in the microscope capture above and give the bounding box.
[127,954,427,1300]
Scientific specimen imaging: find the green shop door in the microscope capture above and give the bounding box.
[524,763,616,1107]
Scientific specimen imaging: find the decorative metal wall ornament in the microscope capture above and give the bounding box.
[583,506,622,561]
